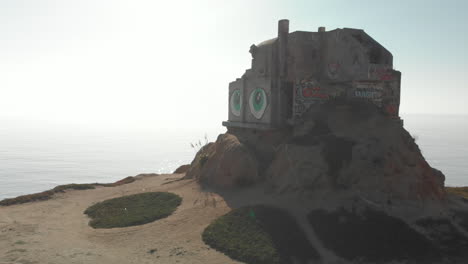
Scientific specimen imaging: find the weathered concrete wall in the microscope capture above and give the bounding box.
[251,38,275,78]
[225,20,402,130]
[225,30,280,129]
[288,28,400,120]
[228,79,243,123]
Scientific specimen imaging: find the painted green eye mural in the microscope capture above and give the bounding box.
[249,88,267,119]
[230,90,242,117]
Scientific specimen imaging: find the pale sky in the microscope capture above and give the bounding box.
[1,0,467,130]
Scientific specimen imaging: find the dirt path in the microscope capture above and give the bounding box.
[0,174,242,264]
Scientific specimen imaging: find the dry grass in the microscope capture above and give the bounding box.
[96,176,136,187]
[445,187,468,199]
[0,185,95,206]
[52,184,96,192]
[0,176,137,206]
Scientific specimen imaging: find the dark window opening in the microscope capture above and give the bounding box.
[368,47,382,64]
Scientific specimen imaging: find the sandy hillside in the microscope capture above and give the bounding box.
[0,174,244,264]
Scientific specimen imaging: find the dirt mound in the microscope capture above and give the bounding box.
[189,102,445,202]
[265,102,446,202]
[185,134,259,188]
[174,164,191,174]
[185,102,447,204]
[182,102,468,263]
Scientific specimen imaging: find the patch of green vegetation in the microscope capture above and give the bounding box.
[0,184,95,206]
[0,177,137,206]
[202,205,319,264]
[0,191,55,206]
[14,240,26,245]
[308,208,440,263]
[52,184,96,192]
[446,187,468,199]
[95,176,136,187]
[84,192,182,229]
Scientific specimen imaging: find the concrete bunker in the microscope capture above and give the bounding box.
[223,20,402,130]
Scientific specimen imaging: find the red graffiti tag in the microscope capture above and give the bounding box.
[302,86,329,99]
[385,104,397,116]
[369,66,394,81]
[376,68,393,81]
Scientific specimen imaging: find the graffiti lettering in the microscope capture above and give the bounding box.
[354,89,381,99]
[377,68,393,81]
[296,79,330,100]
[302,86,329,99]
[368,65,394,81]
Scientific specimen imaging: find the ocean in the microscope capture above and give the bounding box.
[0,114,467,200]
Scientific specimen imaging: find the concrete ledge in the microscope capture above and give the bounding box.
[222,121,274,130]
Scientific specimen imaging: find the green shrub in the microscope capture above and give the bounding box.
[53,184,96,192]
[95,176,136,187]
[84,192,182,228]
[0,190,56,206]
[0,184,95,206]
[202,205,318,264]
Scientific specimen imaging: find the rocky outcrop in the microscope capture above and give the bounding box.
[185,134,259,188]
[188,101,445,202]
[266,102,445,201]
[184,102,468,263]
